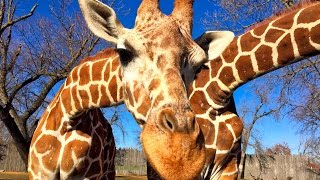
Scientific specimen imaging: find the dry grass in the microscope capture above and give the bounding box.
[116,175,147,180]
[0,172,28,180]
[0,172,147,180]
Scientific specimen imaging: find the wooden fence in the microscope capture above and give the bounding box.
[244,154,319,180]
[0,144,319,179]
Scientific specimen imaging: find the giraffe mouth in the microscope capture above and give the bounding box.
[140,119,206,179]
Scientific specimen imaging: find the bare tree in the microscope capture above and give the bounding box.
[299,138,320,163]
[266,142,292,155]
[0,0,127,166]
[204,0,286,34]
[238,83,280,179]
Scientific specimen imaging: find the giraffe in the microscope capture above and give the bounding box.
[189,1,320,179]
[28,49,123,179]
[29,0,235,179]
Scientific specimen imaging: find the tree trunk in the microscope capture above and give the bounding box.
[0,108,29,169]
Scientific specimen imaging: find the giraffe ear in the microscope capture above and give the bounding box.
[79,0,126,44]
[195,31,235,60]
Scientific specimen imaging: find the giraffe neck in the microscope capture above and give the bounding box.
[190,2,320,117]
[213,2,320,95]
[50,49,123,120]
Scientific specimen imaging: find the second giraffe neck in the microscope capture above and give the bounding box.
[214,2,320,94]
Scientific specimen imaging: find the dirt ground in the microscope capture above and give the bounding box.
[0,172,28,180]
[0,172,147,180]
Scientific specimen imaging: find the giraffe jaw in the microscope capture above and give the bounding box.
[141,120,206,179]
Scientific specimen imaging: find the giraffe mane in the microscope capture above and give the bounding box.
[247,0,319,32]
[79,49,117,64]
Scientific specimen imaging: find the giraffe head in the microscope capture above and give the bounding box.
[79,0,234,178]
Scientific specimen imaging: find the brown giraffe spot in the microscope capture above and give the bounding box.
[104,61,111,81]
[206,81,228,105]
[60,88,73,116]
[35,135,61,171]
[133,84,141,102]
[277,33,295,65]
[196,117,217,165]
[125,85,135,107]
[219,66,236,87]
[194,67,210,88]
[273,13,295,29]
[252,24,268,36]
[71,86,81,111]
[225,115,243,139]
[196,118,215,145]
[91,60,105,81]
[295,28,318,57]
[71,67,79,83]
[100,85,110,106]
[160,37,172,49]
[265,29,285,43]
[79,90,89,108]
[298,5,320,24]
[118,86,124,100]
[156,54,165,68]
[74,114,93,135]
[240,33,260,52]
[210,58,223,77]
[216,122,234,151]
[311,24,320,45]
[111,56,121,71]
[45,104,63,131]
[148,78,161,92]
[223,39,238,63]
[236,56,256,81]
[137,96,152,117]
[89,132,102,158]
[89,85,99,105]
[61,139,90,172]
[79,64,90,86]
[91,111,101,128]
[108,76,118,102]
[255,45,274,72]
[189,91,210,114]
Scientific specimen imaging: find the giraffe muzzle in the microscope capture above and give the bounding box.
[141,107,206,179]
[158,108,199,135]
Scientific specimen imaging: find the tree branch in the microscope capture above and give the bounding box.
[0,4,37,35]
[20,77,62,123]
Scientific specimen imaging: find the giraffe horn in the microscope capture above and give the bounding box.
[137,0,161,17]
[172,0,194,33]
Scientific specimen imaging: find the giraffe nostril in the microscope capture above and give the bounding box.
[165,119,173,130]
[158,109,176,133]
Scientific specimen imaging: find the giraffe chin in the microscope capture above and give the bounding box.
[141,121,206,180]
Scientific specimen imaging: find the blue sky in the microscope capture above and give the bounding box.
[30,0,302,153]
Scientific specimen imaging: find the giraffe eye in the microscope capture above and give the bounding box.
[116,48,134,66]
